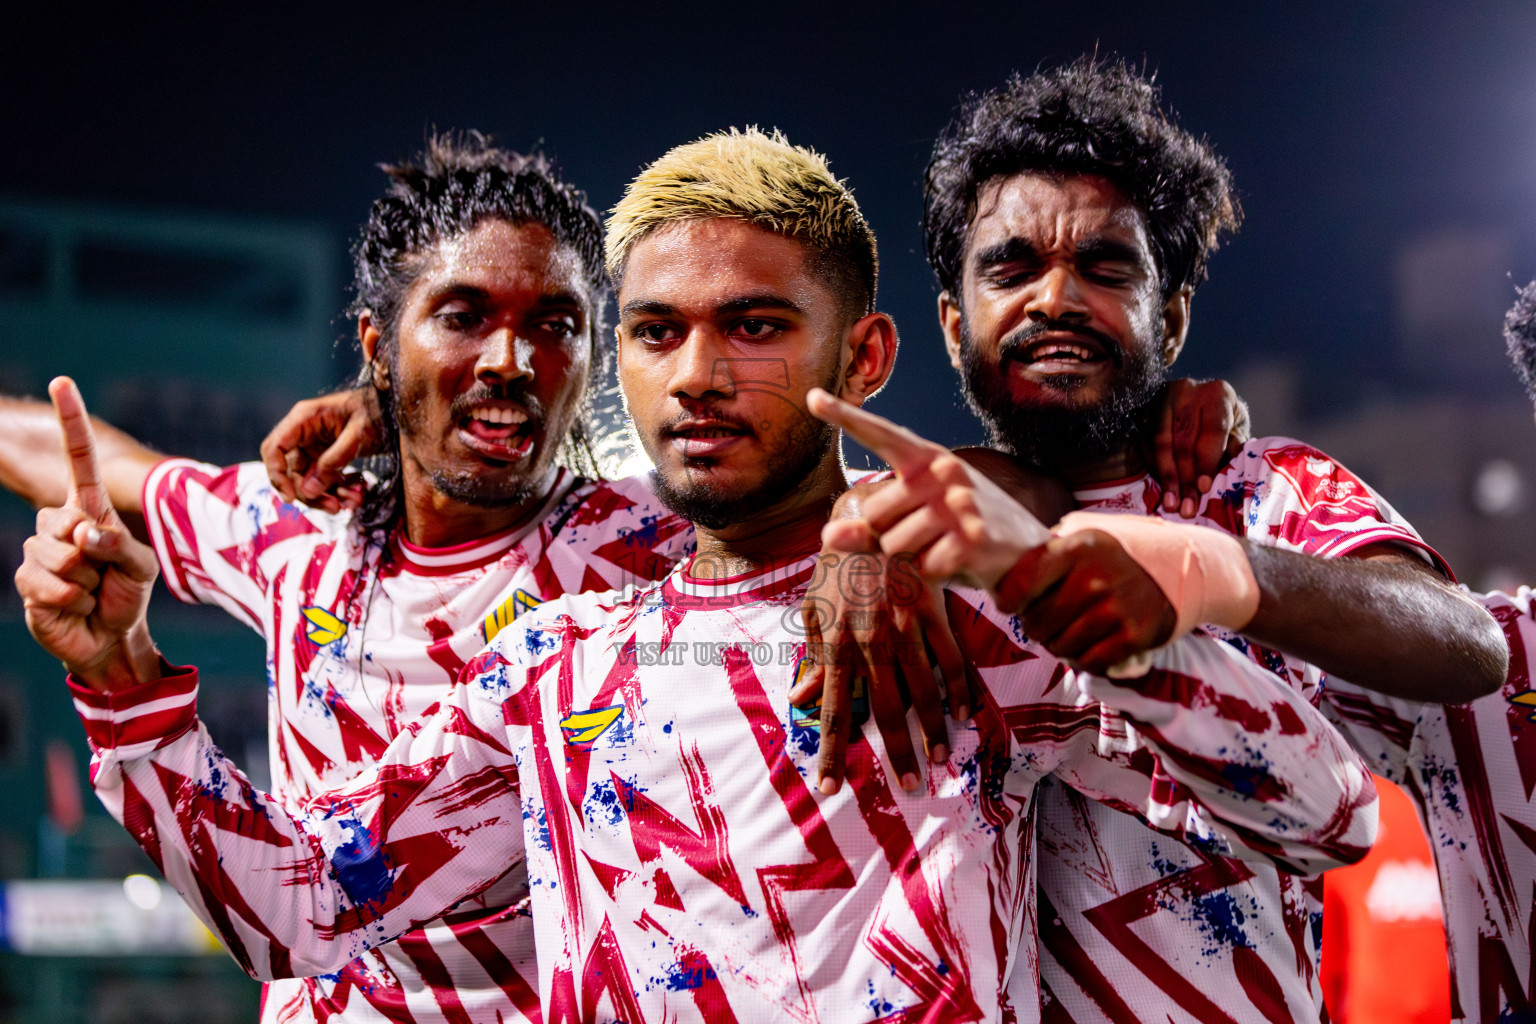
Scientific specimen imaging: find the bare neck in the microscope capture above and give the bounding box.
[1057,444,1147,490]
[686,458,846,580]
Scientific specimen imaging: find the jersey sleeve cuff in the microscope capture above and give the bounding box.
[1328,530,1455,583]
[68,662,199,755]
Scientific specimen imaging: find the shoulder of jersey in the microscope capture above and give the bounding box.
[483,577,659,645]
[153,458,355,540]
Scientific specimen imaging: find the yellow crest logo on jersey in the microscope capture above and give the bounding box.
[560,705,625,749]
[301,606,347,646]
[1510,690,1536,722]
[788,658,869,730]
[483,588,542,643]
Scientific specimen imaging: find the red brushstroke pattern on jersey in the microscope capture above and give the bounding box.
[133,459,691,1024]
[1325,588,1536,1021]
[1038,436,1441,1024]
[77,549,1374,1023]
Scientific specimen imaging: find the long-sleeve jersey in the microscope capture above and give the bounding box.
[1034,437,1447,1024]
[75,551,1378,1024]
[138,458,692,1024]
[1322,588,1536,1023]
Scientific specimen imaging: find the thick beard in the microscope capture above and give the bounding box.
[957,322,1165,473]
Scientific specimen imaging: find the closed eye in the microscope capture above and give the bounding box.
[982,261,1042,289]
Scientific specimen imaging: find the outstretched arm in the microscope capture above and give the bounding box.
[1239,542,1504,702]
[1008,376,1505,703]
[0,388,162,515]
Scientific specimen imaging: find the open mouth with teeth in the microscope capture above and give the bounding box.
[460,404,536,459]
[1013,335,1113,373]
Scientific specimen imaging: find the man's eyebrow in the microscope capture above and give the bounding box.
[426,282,492,302]
[1075,237,1147,265]
[529,291,586,311]
[971,238,1040,268]
[426,283,587,313]
[620,298,677,318]
[715,293,803,316]
[621,294,806,318]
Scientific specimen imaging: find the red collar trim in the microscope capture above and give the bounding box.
[662,552,818,607]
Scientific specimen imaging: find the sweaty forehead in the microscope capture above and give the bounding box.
[419,218,588,297]
[967,173,1151,258]
[619,219,833,314]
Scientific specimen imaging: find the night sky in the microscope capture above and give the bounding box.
[6,1,1536,450]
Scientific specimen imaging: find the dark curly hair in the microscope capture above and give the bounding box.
[346,130,608,538]
[1505,279,1536,401]
[924,56,1242,302]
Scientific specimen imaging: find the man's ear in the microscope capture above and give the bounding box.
[938,291,965,372]
[1160,287,1193,367]
[359,313,389,389]
[838,312,898,407]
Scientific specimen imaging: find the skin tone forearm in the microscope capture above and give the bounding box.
[1240,542,1507,703]
[973,452,1509,705]
[0,394,162,514]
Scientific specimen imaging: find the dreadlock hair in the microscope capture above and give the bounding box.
[347,129,608,540]
[606,127,877,323]
[924,55,1241,303]
[1505,279,1536,401]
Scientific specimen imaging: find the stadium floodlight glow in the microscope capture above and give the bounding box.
[1473,459,1524,516]
[122,873,163,910]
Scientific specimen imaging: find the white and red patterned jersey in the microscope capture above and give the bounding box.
[76,551,1377,1024]
[1035,436,1446,1024]
[139,458,691,1024]
[1322,588,1536,1023]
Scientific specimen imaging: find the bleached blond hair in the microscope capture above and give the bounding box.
[606,127,878,317]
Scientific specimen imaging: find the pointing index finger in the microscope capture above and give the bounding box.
[48,376,113,523]
[805,388,940,477]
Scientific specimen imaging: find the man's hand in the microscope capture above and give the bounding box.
[789,536,969,795]
[808,388,1178,680]
[1149,378,1249,518]
[260,388,379,512]
[1002,530,1176,676]
[15,378,161,692]
[807,389,1052,590]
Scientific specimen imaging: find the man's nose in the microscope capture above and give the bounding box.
[1025,265,1090,323]
[477,329,536,383]
[669,330,734,400]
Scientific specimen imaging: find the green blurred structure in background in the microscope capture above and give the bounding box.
[0,198,336,1022]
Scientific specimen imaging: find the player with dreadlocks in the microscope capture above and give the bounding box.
[0,131,693,1024]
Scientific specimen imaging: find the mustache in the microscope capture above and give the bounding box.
[449,383,546,422]
[997,319,1124,368]
[658,406,756,434]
